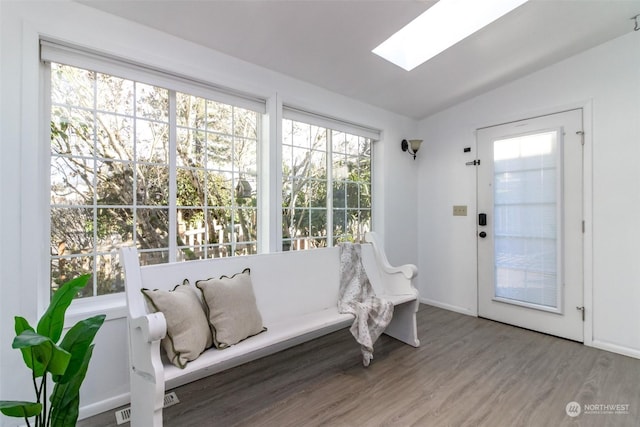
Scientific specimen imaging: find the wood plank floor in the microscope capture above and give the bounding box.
[79,304,640,427]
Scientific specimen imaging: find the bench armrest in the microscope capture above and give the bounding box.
[363,231,419,297]
[128,313,166,387]
[385,263,417,281]
[364,231,418,281]
[128,313,167,427]
[131,312,167,343]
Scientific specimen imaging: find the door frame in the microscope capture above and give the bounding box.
[472,101,593,346]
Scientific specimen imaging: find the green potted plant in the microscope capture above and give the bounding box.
[0,274,106,427]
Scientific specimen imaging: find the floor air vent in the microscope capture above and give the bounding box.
[115,392,180,425]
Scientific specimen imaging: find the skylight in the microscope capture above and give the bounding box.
[372,0,529,71]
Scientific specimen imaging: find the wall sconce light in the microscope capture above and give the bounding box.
[401,139,423,160]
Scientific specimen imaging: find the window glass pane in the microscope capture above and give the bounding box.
[135,83,168,121]
[177,128,205,167]
[51,156,95,205]
[50,63,260,299]
[282,118,372,248]
[493,131,559,308]
[96,207,133,245]
[50,208,94,254]
[136,208,169,249]
[97,73,133,115]
[136,165,169,206]
[51,256,94,297]
[51,64,94,108]
[333,182,346,208]
[347,183,360,209]
[139,250,169,266]
[208,244,232,259]
[292,121,310,148]
[96,160,133,205]
[333,154,348,180]
[176,93,205,128]
[136,119,169,163]
[234,138,257,173]
[309,180,327,208]
[51,106,95,157]
[96,113,134,161]
[95,253,124,295]
[236,208,257,252]
[207,134,233,170]
[207,100,233,135]
[309,209,327,237]
[333,209,346,236]
[207,172,233,206]
[234,108,258,139]
[177,245,204,262]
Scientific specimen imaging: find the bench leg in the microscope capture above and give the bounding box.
[384,299,420,347]
[130,368,164,427]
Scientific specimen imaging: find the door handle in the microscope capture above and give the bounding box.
[479,213,487,226]
[479,231,487,238]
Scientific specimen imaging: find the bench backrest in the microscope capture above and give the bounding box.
[122,245,388,325]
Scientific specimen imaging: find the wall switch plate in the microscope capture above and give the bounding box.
[453,205,467,216]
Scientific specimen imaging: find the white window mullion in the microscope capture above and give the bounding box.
[41,62,53,313]
[132,82,139,255]
[260,94,281,253]
[92,73,99,297]
[326,129,334,246]
[168,91,178,261]
[230,108,236,256]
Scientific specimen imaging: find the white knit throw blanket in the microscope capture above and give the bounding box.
[338,243,394,366]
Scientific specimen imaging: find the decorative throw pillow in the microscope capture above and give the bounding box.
[196,268,266,349]
[141,281,213,368]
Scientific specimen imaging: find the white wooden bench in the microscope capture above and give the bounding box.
[121,232,419,426]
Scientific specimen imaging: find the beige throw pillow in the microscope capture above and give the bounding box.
[196,268,266,349]
[142,281,213,368]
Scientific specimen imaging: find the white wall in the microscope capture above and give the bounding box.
[417,30,640,358]
[0,1,418,424]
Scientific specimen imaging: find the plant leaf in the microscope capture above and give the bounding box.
[37,274,91,343]
[14,316,46,377]
[13,330,71,376]
[50,344,94,417]
[0,400,42,418]
[51,395,79,427]
[54,314,105,384]
[14,316,34,334]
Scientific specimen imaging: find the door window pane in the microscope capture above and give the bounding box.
[493,131,560,308]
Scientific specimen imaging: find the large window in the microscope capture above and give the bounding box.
[281,118,372,250]
[49,63,259,298]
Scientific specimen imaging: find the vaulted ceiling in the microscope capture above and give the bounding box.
[80,0,640,120]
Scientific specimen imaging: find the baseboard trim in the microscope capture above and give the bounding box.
[79,392,130,421]
[590,339,640,360]
[420,298,476,317]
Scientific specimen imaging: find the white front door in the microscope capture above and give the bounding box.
[477,109,584,342]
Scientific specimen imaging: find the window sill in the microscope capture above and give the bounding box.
[64,293,128,328]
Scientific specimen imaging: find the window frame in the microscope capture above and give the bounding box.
[281,108,377,250]
[40,40,380,315]
[44,44,265,302]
